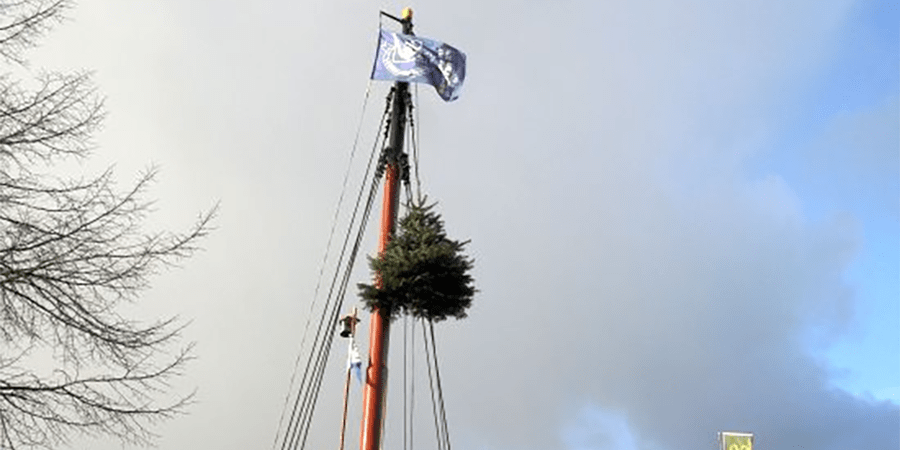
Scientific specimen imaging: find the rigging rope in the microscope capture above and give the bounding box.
[403,315,408,450]
[409,84,422,201]
[299,158,383,448]
[274,86,394,450]
[288,106,390,450]
[401,315,418,450]
[274,81,454,450]
[272,80,373,450]
[421,318,452,450]
[422,319,444,450]
[409,318,416,450]
[429,320,452,450]
[407,87,421,449]
[399,88,454,450]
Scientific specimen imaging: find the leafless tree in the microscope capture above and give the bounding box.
[0,1,214,448]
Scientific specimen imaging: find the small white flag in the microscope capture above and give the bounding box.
[347,339,363,383]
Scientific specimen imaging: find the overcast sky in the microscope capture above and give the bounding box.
[26,0,898,449]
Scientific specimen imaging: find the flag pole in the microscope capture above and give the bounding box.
[360,8,413,450]
[339,307,359,450]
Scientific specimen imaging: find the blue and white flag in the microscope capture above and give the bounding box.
[347,339,363,383]
[371,29,466,102]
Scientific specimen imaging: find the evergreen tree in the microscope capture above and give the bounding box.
[359,197,474,322]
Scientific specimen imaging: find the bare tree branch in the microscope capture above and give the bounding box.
[0,1,70,65]
[0,1,214,448]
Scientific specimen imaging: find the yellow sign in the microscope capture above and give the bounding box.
[721,432,752,450]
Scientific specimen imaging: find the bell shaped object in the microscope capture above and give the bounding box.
[339,313,359,338]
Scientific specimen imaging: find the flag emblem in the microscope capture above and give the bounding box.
[371,29,466,102]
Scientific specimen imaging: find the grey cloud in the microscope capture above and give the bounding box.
[30,0,897,449]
